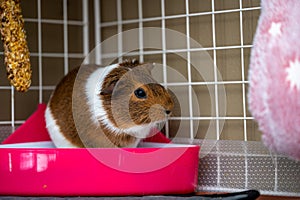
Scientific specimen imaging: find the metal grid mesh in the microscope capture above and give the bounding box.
[173,138,300,196]
[94,0,262,141]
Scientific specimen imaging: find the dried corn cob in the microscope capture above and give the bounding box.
[0,0,31,92]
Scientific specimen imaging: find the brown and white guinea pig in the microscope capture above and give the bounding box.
[45,59,174,148]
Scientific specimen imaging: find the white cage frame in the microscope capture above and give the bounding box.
[0,0,299,197]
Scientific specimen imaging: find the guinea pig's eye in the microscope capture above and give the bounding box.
[134,88,147,99]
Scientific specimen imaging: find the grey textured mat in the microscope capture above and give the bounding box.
[0,125,14,143]
[173,138,300,197]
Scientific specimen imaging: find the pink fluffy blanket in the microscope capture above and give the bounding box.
[248,0,300,160]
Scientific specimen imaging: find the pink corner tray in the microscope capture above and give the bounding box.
[0,141,199,196]
[0,104,200,196]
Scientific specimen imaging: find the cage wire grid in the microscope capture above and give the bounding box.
[0,0,299,197]
[94,0,300,196]
[95,0,261,141]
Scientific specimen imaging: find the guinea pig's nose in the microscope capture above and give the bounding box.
[165,110,171,115]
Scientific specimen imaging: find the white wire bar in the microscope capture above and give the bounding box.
[0,44,254,59]
[24,18,86,26]
[210,0,221,188]
[10,86,15,130]
[211,0,220,141]
[239,0,249,189]
[82,0,89,64]
[63,0,69,75]
[117,0,122,63]
[138,0,144,63]
[99,44,254,59]
[185,0,194,140]
[94,0,101,65]
[99,7,261,28]
[239,0,248,142]
[0,116,254,126]
[161,0,169,138]
[37,0,43,103]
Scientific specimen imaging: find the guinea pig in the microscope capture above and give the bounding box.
[45,59,174,148]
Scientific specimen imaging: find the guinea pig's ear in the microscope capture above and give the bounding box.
[120,58,140,68]
[141,62,155,74]
[100,80,117,95]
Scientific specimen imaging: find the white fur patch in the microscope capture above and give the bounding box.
[85,63,133,135]
[45,106,77,148]
[124,123,155,138]
[85,63,119,125]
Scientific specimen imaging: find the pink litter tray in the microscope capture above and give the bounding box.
[0,104,200,196]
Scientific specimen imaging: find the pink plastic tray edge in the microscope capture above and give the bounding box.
[0,141,200,196]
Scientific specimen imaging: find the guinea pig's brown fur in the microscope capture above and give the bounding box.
[45,59,174,148]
